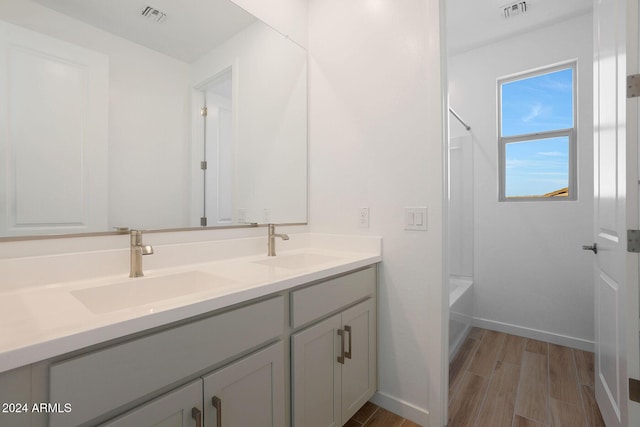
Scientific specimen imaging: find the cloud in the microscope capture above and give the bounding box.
[538,79,572,92]
[522,103,543,122]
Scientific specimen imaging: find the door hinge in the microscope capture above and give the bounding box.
[200,217,207,227]
[200,161,207,170]
[630,378,640,403]
[200,107,208,117]
[628,230,640,252]
[628,75,640,98]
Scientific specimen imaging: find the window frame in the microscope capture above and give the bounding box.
[497,62,577,202]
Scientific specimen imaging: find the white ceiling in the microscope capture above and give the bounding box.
[31,0,593,62]
[33,0,257,63]
[446,0,593,55]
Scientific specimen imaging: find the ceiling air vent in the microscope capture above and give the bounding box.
[140,6,167,23]
[502,1,527,18]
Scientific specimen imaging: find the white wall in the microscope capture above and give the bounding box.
[448,13,595,349]
[308,1,446,425]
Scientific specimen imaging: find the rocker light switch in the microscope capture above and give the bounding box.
[415,211,424,226]
[404,207,427,231]
[406,211,415,226]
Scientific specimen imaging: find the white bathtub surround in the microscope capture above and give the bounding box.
[0,232,381,373]
[449,277,473,360]
[448,133,474,279]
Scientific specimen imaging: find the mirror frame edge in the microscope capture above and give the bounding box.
[0,222,308,243]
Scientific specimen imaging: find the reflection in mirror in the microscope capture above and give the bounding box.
[0,0,307,238]
[197,68,234,226]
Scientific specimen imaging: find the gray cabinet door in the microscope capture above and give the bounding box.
[202,342,285,427]
[292,299,377,427]
[292,313,342,427]
[100,380,202,427]
[340,299,376,422]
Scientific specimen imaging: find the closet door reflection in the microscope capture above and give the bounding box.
[0,21,108,236]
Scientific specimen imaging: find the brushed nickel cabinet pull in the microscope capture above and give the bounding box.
[212,396,222,427]
[337,329,345,364]
[344,325,352,360]
[191,407,202,427]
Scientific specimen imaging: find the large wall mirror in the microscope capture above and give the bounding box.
[0,0,307,238]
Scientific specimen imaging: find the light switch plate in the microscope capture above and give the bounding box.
[404,207,427,231]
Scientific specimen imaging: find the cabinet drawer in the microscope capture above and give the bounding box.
[49,296,284,427]
[291,267,375,328]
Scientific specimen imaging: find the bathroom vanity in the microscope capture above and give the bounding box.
[0,234,380,427]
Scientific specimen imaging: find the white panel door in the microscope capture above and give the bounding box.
[0,21,108,236]
[627,0,640,423]
[204,99,234,225]
[593,0,640,425]
[191,68,234,227]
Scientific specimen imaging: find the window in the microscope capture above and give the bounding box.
[498,64,576,201]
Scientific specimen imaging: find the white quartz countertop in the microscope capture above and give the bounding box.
[0,233,381,373]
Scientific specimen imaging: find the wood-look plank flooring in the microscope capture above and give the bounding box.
[345,327,603,427]
[449,327,606,427]
[344,401,421,427]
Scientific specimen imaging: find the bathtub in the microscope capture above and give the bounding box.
[449,276,473,361]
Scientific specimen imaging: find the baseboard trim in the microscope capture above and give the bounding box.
[370,391,429,426]
[449,322,472,362]
[472,317,595,352]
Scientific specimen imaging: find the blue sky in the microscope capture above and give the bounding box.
[501,68,573,197]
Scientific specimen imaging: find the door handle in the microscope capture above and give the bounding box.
[212,396,222,427]
[191,407,202,427]
[337,329,345,364]
[344,325,352,360]
[582,243,598,254]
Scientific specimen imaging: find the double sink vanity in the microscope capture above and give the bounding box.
[0,231,381,427]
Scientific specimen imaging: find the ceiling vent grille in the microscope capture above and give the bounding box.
[503,1,527,18]
[140,6,167,23]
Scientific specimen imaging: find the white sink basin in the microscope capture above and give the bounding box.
[252,253,342,270]
[71,271,235,314]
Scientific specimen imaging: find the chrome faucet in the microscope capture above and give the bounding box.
[130,230,154,278]
[267,224,289,256]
